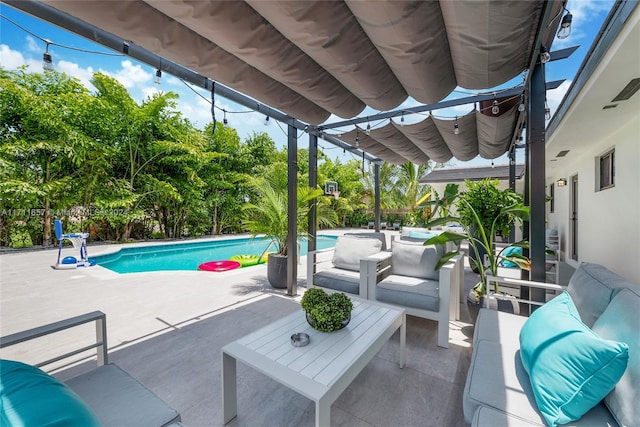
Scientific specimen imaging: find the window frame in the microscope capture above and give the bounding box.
[597,148,615,191]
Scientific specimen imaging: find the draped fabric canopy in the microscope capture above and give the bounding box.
[34,0,563,163]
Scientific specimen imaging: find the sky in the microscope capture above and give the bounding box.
[0,0,615,168]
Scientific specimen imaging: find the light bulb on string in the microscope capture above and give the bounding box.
[223,109,228,126]
[42,42,53,71]
[491,100,499,115]
[453,117,460,135]
[545,100,551,120]
[154,68,162,85]
[264,115,270,126]
[540,46,551,64]
[518,94,526,112]
[366,121,371,135]
[400,112,405,127]
[557,10,572,39]
[355,130,360,147]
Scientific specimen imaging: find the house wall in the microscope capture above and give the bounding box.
[546,119,640,283]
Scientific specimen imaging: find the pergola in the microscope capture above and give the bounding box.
[4,0,572,301]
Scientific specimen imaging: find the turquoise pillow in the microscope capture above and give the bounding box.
[499,245,522,268]
[519,292,629,427]
[407,230,435,240]
[0,359,101,427]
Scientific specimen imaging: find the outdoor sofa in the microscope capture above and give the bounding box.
[464,263,639,426]
[0,311,182,427]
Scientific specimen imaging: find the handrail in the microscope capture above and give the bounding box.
[0,310,108,368]
[257,240,278,264]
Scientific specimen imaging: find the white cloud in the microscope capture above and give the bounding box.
[105,60,151,89]
[0,44,27,70]
[25,36,40,53]
[57,60,95,89]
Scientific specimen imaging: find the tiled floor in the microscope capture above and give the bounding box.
[0,231,574,426]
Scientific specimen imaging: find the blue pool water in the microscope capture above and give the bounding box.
[92,235,337,274]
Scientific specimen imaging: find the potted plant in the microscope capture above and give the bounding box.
[422,179,530,315]
[301,288,353,332]
[243,179,337,289]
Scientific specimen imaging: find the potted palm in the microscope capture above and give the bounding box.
[243,179,337,289]
[422,179,530,315]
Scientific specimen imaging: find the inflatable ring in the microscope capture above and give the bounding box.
[198,260,241,272]
[229,254,267,267]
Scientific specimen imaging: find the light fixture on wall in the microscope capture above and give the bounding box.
[557,178,567,187]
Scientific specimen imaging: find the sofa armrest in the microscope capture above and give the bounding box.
[485,274,567,308]
[0,311,108,368]
[439,254,463,321]
[306,247,336,288]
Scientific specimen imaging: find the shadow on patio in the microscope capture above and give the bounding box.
[55,293,472,427]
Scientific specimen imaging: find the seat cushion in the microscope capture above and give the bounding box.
[376,275,439,311]
[472,308,528,347]
[314,268,361,295]
[519,292,629,427]
[331,235,382,271]
[567,262,634,327]
[390,239,443,280]
[592,287,640,427]
[65,364,180,427]
[0,359,100,427]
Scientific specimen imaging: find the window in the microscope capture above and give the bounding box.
[549,183,555,213]
[597,149,615,191]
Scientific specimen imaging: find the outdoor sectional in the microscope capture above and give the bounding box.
[464,263,639,426]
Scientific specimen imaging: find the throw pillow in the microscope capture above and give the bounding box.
[0,359,101,427]
[519,292,629,427]
[331,235,382,271]
[498,245,522,268]
[592,288,640,427]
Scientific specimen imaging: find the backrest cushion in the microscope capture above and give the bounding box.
[519,292,629,427]
[331,235,382,271]
[345,232,387,251]
[407,230,436,240]
[0,359,101,427]
[391,239,443,280]
[567,263,635,327]
[592,287,640,427]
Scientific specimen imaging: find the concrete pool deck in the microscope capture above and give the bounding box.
[0,229,484,426]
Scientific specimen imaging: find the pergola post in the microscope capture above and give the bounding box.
[374,163,381,232]
[308,132,318,253]
[287,124,298,296]
[527,60,547,309]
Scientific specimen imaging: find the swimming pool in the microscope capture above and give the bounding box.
[92,235,337,274]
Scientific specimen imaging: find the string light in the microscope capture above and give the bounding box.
[491,100,500,115]
[42,41,53,71]
[545,99,551,120]
[154,68,162,85]
[366,120,371,135]
[223,109,228,126]
[453,117,460,135]
[264,115,270,126]
[400,112,405,127]
[557,10,573,39]
[355,130,360,147]
[540,46,551,64]
[518,94,526,112]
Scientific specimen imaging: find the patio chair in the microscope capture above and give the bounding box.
[368,220,375,229]
[0,311,182,427]
[380,220,388,230]
[392,220,401,231]
[361,239,464,348]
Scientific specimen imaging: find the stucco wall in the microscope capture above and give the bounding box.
[546,119,639,283]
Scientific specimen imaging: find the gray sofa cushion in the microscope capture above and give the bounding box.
[472,308,528,347]
[592,287,640,427]
[65,364,181,427]
[331,235,382,271]
[567,263,634,327]
[313,268,361,295]
[391,239,443,280]
[345,232,387,251]
[376,275,439,311]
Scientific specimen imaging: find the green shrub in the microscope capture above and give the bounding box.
[301,288,353,332]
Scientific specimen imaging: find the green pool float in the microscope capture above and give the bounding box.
[229,254,267,267]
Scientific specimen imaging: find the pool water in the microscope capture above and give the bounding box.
[92,235,337,274]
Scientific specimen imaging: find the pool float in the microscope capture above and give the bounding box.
[197,260,241,272]
[229,254,268,267]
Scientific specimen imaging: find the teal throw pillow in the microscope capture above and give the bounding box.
[407,230,436,240]
[0,359,101,427]
[499,245,522,268]
[519,292,629,427]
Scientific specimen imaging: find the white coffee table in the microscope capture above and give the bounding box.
[222,298,406,426]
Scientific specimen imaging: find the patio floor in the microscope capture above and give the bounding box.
[0,230,574,426]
